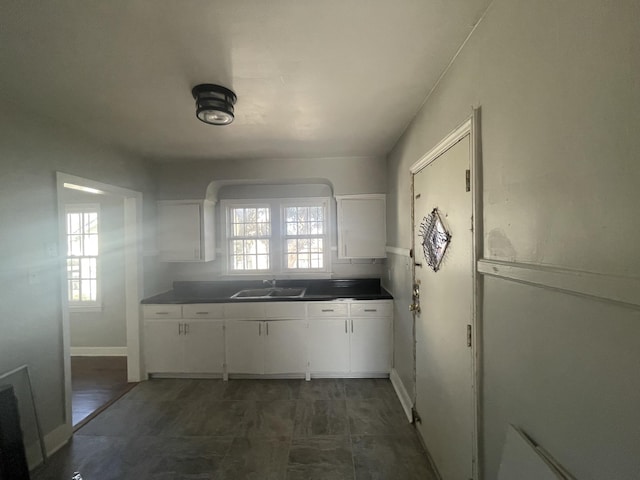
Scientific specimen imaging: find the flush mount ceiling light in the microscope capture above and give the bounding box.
[191,84,237,125]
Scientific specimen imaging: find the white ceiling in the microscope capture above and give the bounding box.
[0,1,491,162]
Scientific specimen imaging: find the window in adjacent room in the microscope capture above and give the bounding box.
[65,204,100,309]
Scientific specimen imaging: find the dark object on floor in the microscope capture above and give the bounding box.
[0,384,30,480]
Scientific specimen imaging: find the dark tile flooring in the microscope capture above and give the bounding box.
[33,378,436,480]
[71,356,136,429]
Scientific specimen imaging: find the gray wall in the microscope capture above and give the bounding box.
[0,101,158,438]
[385,0,640,478]
[62,190,127,348]
[154,156,388,282]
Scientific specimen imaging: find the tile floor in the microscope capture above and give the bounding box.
[33,378,436,480]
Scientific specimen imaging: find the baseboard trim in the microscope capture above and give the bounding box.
[70,346,127,356]
[27,422,72,471]
[390,368,413,422]
[386,246,411,257]
[478,259,640,308]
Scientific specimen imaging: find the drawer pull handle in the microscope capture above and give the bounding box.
[321,309,334,312]
[156,312,169,315]
[364,309,377,312]
[345,320,348,333]
[195,312,208,315]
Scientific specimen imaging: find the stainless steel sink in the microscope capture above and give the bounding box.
[231,287,306,299]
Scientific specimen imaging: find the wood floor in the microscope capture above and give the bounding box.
[71,356,136,430]
[34,378,436,479]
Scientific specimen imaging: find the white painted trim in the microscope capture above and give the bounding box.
[477,259,640,308]
[390,368,413,422]
[70,346,128,356]
[410,117,473,173]
[385,246,411,257]
[26,423,72,470]
[56,172,144,434]
[334,193,386,200]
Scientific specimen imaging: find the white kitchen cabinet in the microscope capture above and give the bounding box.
[349,301,392,374]
[143,304,225,375]
[350,316,392,374]
[183,320,225,373]
[336,194,386,259]
[307,318,350,374]
[225,320,264,374]
[144,320,183,373]
[226,319,307,375]
[157,200,215,262]
[143,299,392,379]
[264,320,307,374]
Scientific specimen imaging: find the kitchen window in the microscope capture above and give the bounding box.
[65,204,101,310]
[223,197,329,275]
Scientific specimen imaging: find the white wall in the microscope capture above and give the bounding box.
[154,156,388,282]
[0,101,159,442]
[386,0,640,478]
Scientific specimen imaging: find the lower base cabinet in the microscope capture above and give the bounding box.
[226,320,307,374]
[143,300,392,378]
[308,319,350,374]
[144,319,224,374]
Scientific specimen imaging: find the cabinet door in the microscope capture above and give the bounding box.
[145,320,183,373]
[350,317,392,374]
[337,196,386,259]
[308,319,350,374]
[225,320,264,374]
[157,203,202,261]
[183,320,225,373]
[264,320,307,374]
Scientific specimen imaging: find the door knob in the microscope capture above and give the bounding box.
[409,303,421,313]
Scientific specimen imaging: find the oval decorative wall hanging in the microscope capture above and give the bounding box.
[419,208,451,272]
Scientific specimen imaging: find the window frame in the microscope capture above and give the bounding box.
[65,203,102,312]
[221,197,331,277]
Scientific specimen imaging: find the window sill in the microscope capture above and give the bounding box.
[68,305,103,313]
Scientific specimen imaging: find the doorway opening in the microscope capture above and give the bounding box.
[56,173,144,433]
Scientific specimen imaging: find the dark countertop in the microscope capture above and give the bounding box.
[141,278,393,304]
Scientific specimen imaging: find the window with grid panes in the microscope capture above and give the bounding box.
[223,198,329,275]
[284,204,325,270]
[66,205,100,307]
[228,206,271,271]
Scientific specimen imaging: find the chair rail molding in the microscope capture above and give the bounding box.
[477,259,640,309]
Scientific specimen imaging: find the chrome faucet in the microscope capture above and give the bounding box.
[263,278,277,288]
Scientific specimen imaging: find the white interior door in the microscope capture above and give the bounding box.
[413,134,474,479]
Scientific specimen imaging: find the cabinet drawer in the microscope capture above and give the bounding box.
[143,304,182,319]
[350,302,392,317]
[224,302,265,319]
[307,302,348,317]
[265,302,306,319]
[182,304,225,318]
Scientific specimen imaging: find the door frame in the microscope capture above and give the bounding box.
[56,172,144,432]
[409,108,483,479]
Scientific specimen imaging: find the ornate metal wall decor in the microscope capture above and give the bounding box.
[419,208,451,272]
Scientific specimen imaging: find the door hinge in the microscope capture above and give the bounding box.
[465,169,471,192]
[411,406,422,424]
[466,324,472,347]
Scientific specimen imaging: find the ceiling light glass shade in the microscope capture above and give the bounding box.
[192,84,237,125]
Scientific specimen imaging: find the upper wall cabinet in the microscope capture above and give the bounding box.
[336,194,386,259]
[157,200,215,262]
